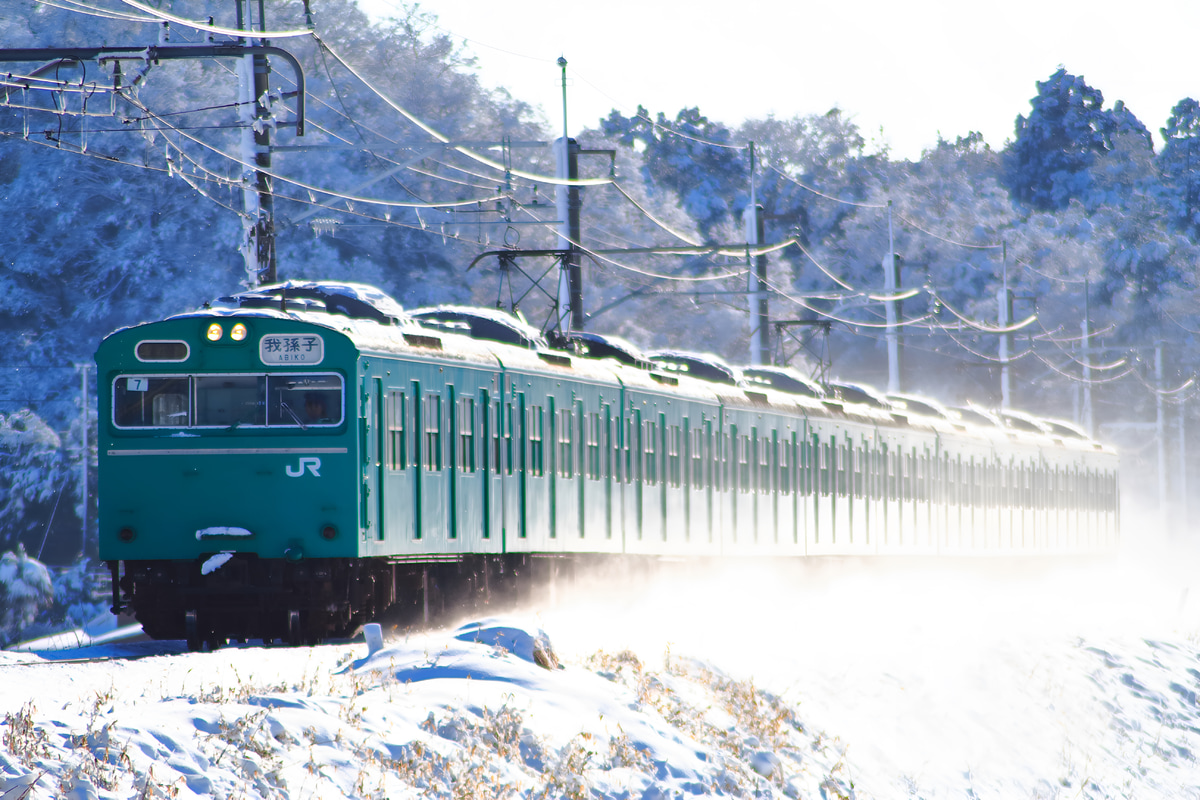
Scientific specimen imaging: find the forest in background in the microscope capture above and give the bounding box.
[0,0,1196,570]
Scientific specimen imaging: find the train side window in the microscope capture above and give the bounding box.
[528,405,545,477]
[387,391,406,469]
[114,375,191,428]
[423,393,442,471]
[459,397,476,473]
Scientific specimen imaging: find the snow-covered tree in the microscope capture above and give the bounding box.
[0,544,54,646]
[1159,98,1200,237]
[0,410,73,555]
[1004,68,1148,211]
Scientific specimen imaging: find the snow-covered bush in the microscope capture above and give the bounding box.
[0,544,54,646]
[0,409,73,554]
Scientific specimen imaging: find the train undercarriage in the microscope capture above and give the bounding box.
[107,553,560,651]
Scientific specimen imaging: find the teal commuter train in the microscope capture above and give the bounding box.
[98,282,1119,648]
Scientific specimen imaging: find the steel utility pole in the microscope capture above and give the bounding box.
[554,56,583,333]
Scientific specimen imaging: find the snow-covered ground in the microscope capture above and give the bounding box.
[3,540,1200,799]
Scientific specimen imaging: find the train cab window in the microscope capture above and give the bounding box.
[195,375,265,427]
[114,372,343,429]
[114,376,190,427]
[266,374,343,427]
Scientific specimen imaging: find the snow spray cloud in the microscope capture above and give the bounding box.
[530,525,1200,798]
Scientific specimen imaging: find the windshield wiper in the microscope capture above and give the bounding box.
[280,401,307,430]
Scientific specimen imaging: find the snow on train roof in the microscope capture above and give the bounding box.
[208,281,411,324]
[153,282,1109,450]
[409,305,547,349]
[647,350,742,386]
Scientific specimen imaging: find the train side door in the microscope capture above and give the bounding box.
[483,387,499,549]
[415,383,448,547]
[381,384,415,551]
[359,377,379,543]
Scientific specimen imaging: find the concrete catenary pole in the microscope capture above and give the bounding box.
[1156,341,1168,532]
[883,201,902,393]
[239,0,276,286]
[745,144,768,365]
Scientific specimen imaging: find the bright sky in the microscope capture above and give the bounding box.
[357,0,1200,160]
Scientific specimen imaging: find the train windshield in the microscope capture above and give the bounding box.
[113,373,343,429]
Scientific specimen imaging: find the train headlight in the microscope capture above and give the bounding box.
[230,322,248,341]
[118,527,136,543]
[206,323,223,341]
[320,524,337,541]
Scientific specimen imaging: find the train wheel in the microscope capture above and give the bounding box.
[185,610,202,653]
[287,610,302,647]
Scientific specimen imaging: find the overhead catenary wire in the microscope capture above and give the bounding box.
[765,163,887,209]
[115,0,315,38]
[122,93,513,211]
[314,37,610,189]
[34,0,154,23]
[610,182,702,247]
[895,213,1002,250]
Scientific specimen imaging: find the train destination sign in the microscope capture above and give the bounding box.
[260,334,324,365]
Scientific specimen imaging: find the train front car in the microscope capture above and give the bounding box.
[97,291,390,649]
